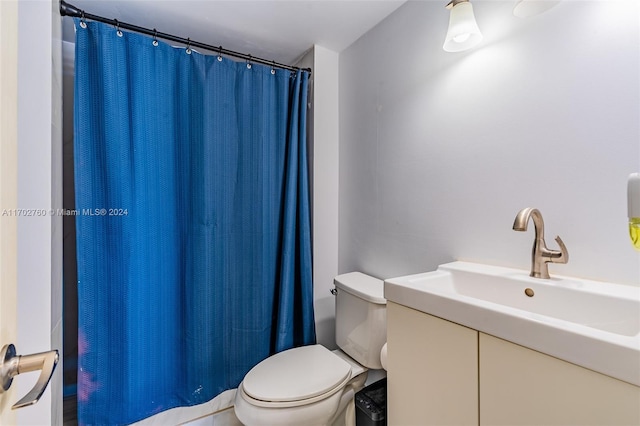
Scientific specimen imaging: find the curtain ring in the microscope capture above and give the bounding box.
[246,55,252,69]
[115,19,123,37]
[79,11,87,29]
[186,38,192,54]
[217,46,223,62]
[152,29,158,47]
[271,61,276,75]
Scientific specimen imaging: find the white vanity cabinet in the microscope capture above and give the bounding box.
[479,333,640,426]
[387,301,640,426]
[386,301,478,426]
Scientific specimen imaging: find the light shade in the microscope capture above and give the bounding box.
[443,1,483,53]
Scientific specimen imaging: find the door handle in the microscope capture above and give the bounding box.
[0,344,59,409]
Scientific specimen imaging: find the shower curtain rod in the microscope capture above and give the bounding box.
[59,0,311,74]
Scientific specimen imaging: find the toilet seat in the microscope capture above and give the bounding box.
[240,345,352,408]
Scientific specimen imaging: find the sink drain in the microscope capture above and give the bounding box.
[524,288,535,297]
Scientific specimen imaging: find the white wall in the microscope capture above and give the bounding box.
[297,45,341,349]
[339,0,640,286]
[311,46,340,349]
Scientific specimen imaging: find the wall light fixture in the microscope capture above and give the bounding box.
[443,0,483,52]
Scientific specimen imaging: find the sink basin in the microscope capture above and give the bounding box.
[384,261,640,386]
[416,263,639,337]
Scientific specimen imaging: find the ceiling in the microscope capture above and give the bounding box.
[61,0,407,65]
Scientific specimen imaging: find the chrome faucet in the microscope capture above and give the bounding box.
[512,207,568,279]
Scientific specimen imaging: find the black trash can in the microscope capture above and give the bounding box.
[354,378,387,426]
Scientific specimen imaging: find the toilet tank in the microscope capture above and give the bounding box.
[333,272,386,369]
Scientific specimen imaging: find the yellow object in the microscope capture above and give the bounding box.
[630,217,640,251]
[629,174,640,250]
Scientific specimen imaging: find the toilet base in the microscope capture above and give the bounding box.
[328,373,367,426]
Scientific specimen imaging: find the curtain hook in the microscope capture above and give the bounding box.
[79,11,87,29]
[152,29,158,46]
[186,38,192,54]
[271,61,276,75]
[115,19,123,37]
[246,55,252,70]
[217,46,223,62]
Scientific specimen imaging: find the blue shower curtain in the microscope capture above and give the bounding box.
[73,20,315,425]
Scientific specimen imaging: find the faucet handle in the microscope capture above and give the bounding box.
[550,235,569,264]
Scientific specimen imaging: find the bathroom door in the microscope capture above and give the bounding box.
[0,0,20,423]
[0,2,59,424]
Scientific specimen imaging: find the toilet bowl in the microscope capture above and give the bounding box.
[233,272,386,426]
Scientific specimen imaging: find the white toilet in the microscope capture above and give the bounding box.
[233,272,387,426]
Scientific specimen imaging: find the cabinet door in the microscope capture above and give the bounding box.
[479,333,640,425]
[387,302,478,426]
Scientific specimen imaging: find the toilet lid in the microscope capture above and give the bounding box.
[242,345,352,403]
